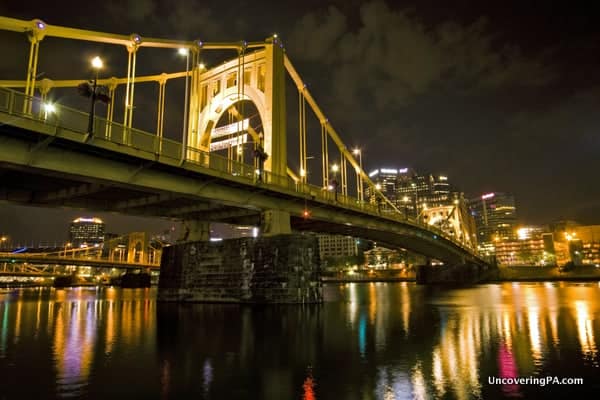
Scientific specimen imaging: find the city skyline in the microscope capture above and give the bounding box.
[0,0,599,241]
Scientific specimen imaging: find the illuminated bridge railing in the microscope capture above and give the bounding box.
[0,87,475,255]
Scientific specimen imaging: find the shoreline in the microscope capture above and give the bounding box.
[322,266,600,284]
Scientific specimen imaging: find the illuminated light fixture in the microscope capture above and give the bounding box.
[198,62,206,70]
[209,238,223,242]
[439,176,448,181]
[73,217,103,223]
[402,196,409,202]
[43,102,56,114]
[331,164,339,173]
[273,33,278,38]
[353,148,360,155]
[130,33,142,44]
[517,227,531,240]
[300,168,306,177]
[327,185,333,191]
[196,40,204,48]
[368,169,379,177]
[380,168,397,174]
[375,183,382,190]
[178,47,189,56]
[398,168,408,173]
[91,56,103,70]
[482,193,495,200]
[34,20,46,29]
[255,169,261,175]
[303,209,310,218]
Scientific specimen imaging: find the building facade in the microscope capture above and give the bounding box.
[550,224,600,266]
[366,167,464,219]
[317,234,358,260]
[69,217,105,247]
[494,226,554,266]
[468,192,517,256]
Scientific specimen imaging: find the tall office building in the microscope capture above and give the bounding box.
[69,217,105,247]
[468,192,517,256]
[366,167,413,204]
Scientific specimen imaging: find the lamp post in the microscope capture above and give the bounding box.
[411,182,418,218]
[87,56,102,135]
[402,196,410,219]
[63,242,72,258]
[179,48,190,162]
[253,133,268,183]
[375,183,382,213]
[353,148,363,203]
[331,164,339,201]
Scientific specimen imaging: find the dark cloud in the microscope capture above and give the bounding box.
[288,1,555,114]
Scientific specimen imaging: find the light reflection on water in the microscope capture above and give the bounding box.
[0,282,598,399]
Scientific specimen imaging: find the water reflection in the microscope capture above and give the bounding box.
[0,287,157,399]
[0,283,598,399]
[574,300,597,361]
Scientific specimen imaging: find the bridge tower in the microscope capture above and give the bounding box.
[161,39,317,303]
[186,38,291,236]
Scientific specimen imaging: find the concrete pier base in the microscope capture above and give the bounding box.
[416,263,497,284]
[157,233,322,303]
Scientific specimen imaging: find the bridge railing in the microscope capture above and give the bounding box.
[0,87,476,254]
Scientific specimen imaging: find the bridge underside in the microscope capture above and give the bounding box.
[0,165,262,225]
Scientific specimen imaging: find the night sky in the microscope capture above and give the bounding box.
[1,0,599,243]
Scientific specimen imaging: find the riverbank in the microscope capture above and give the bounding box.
[321,266,600,283]
[492,265,600,282]
[321,269,415,283]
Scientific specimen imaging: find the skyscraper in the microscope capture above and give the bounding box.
[468,192,517,256]
[69,217,105,247]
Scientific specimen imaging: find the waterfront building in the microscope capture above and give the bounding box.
[468,192,517,256]
[550,224,600,266]
[69,217,105,247]
[494,225,554,266]
[364,246,401,269]
[317,234,358,260]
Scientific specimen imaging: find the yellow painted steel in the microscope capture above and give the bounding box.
[284,55,401,214]
[0,16,263,51]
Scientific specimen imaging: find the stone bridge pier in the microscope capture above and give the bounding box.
[158,214,322,304]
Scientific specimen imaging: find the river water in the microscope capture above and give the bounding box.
[0,282,599,399]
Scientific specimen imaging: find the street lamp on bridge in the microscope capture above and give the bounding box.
[402,196,410,219]
[411,182,419,218]
[330,163,339,201]
[78,56,110,137]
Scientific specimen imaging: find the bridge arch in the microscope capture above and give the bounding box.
[187,44,286,177]
[196,87,267,151]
